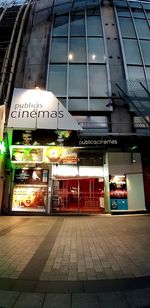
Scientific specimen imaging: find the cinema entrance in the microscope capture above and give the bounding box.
[51,165,105,213]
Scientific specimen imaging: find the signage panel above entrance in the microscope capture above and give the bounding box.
[7,88,81,131]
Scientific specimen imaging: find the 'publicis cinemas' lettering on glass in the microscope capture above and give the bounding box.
[79,138,118,146]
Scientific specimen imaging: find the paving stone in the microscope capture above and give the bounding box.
[98,292,129,308]
[13,292,45,308]
[0,290,19,307]
[36,280,84,293]
[124,288,150,307]
[43,294,70,308]
[72,293,100,308]
[0,215,150,294]
[12,279,37,292]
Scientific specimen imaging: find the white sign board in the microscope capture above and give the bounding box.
[7,88,81,130]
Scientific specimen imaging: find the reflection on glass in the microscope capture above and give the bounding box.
[140,40,150,65]
[51,38,68,62]
[53,15,68,36]
[70,16,85,36]
[123,39,142,64]
[119,17,136,38]
[89,65,108,97]
[69,65,87,97]
[68,99,88,111]
[135,19,150,39]
[48,64,67,96]
[87,16,102,36]
[70,37,86,62]
[88,38,105,63]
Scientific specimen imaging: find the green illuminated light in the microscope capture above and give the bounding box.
[0,141,6,154]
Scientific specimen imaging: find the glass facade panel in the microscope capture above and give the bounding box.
[88,38,105,63]
[140,40,150,65]
[90,99,111,111]
[69,64,87,96]
[123,39,142,64]
[47,9,109,111]
[48,64,67,96]
[69,37,86,62]
[145,7,150,19]
[116,1,130,17]
[87,16,102,36]
[68,99,88,110]
[146,67,150,79]
[53,15,68,36]
[89,116,108,128]
[134,19,150,39]
[89,65,108,97]
[70,16,85,36]
[119,18,136,38]
[50,38,68,62]
[128,66,145,81]
[132,10,145,18]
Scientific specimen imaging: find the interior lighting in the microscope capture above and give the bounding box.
[68,53,74,60]
[114,175,125,178]
[92,54,96,60]
[53,165,78,177]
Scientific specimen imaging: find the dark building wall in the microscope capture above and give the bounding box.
[15,0,51,89]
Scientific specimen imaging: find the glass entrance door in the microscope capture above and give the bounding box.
[52,177,104,213]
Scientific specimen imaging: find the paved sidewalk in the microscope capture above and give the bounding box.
[0,214,149,307]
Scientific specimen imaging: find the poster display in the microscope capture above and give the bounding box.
[14,169,48,185]
[12,185,47,212]
[10,146,77,164]
[11,146,43,163]
[12,129,78,146]
[44,147,77,164]
[109,175,128,210]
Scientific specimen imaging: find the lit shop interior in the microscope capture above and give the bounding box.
[7,129,136,214]
[10,137,105,214]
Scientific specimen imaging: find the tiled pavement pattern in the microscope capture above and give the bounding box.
[0,214,149,307]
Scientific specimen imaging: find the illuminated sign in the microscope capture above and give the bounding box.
[10,146,77,164]
[109,175,128,210]
[11,146,43,163]
[79,138,118,146]
[44,147,77,164]
[7,88,81,130]
[12,185,47,212]
[0,140,5,154]
[14,169,48,184]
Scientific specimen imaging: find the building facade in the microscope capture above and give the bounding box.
[0,0,150,214]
